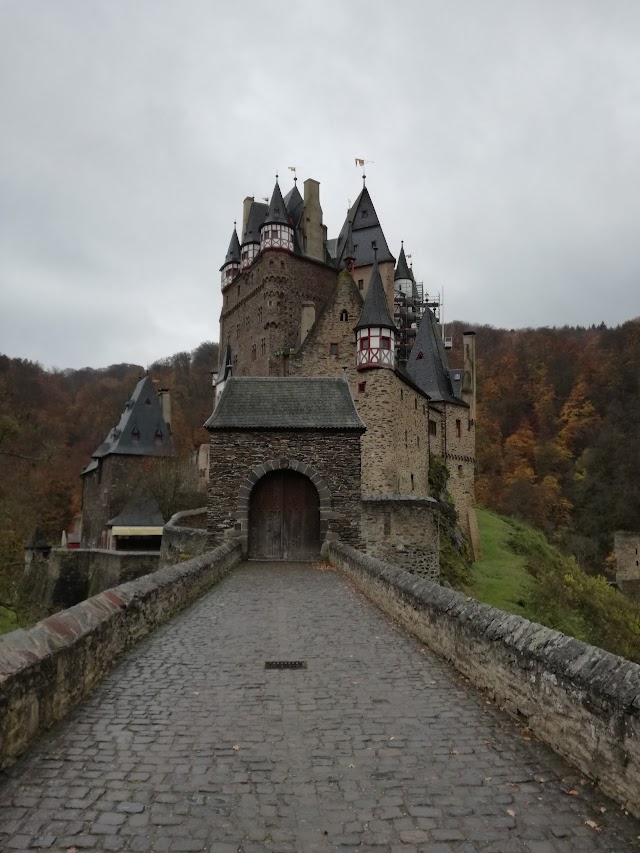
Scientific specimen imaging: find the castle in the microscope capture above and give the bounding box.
[205,175,477,575]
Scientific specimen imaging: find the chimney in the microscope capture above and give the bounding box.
[300,301,316,345]
[461,331,476,422]
[302,179,324,261]
[242,196,254,236]
[158,388,172,432]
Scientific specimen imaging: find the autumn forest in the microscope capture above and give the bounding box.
[1,320,639,620]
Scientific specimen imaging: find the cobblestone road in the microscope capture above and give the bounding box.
[1,562,639,853]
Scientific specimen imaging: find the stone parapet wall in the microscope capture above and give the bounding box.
[325,541,640,817]
[160,508,209,567]
[360,495,439,581]
[0,541,242,769]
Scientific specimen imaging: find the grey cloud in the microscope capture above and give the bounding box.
[1,0,639,368]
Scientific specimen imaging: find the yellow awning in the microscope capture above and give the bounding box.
[111,526,163,536]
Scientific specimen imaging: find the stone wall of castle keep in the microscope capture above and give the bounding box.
[0,541,242,769]
[207,430,363,552]
[324,540,640,818]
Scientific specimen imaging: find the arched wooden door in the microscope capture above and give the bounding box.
[248,470,320,560]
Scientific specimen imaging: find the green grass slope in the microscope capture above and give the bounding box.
[467,509,538,620]
[468,507,640,664]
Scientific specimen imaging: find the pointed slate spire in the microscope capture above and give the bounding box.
[263,178,290,226]
[394,243,412,281]
[355,252,396,331]
[220,225,241,270]
[406,309,461,403]
[343,220,356,267]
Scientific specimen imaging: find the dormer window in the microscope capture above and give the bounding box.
[145,398,151,405]
[132,427,140,442]
[416,351,424,360]
[155,429,163,445]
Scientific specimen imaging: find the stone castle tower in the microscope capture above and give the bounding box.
[206,175,476,574]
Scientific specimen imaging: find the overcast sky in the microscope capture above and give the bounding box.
[1,1,639,369]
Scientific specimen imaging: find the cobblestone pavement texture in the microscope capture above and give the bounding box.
[1,561,639,853]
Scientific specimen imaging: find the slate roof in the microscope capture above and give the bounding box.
[107,497,165,528]
[242,201,268,245]
[220,226,241,270]
[355,255,396,332]
[283,184,304,229]
[334,187,394,267]
[83,376,175,472]
[394,244,412,281]
[205,377,366,431]
[406,310,467,405]
[263,181,290,226]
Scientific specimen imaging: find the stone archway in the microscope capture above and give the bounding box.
[235,459,331,558]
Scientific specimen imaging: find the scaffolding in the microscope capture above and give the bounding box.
[394,280,443,367]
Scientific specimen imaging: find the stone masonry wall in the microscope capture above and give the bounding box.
[325,541,640,818]
[442,401,476,539]
[160,508,209,567]
[615,531,640,601]
[287,270,362,385]
[0,540,242,768]
[18,549,161,619]
[356,369,430,497]
[219,250,337,377]
[207,430,363,550]
[360,496,440,580]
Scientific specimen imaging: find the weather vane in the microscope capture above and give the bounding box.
[288,165,297,184]
[355,157,374,186]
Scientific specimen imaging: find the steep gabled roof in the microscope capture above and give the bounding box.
[406,310,467,405]
[220,226,241,271]
[355,255,396,332]
[205,377,366,431]
[394,244,412,281]
[335,187,394,267]
[242,201,268,245]
[107,497,165,528]
[84,376,175,470]
[283,183,304,229]
[263,180,290,227]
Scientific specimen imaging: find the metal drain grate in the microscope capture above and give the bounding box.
[265,660,307,670]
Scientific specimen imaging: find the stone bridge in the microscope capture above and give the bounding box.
[1,544,639,852]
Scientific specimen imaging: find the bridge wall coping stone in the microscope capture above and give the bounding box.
[0,539,242,769]
[325,540,640,818]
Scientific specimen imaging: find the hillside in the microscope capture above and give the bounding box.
[0,343,218,616]
[448,318,640,575]
[1,318,640,627]
[468,507,640,664]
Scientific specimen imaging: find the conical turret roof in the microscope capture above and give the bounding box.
[263,180,290,227]
[406,310,465,404]
[355,255,396,331]
[220,226,241,271]
[283,183,304,228]
[394,244,412,281]
[242,201,268,245]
